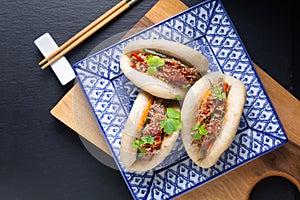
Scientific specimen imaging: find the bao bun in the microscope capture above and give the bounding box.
[120,39,209,100]
[181,72,246,168]
[120,91,180,172]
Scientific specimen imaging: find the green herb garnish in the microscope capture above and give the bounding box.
[146,55,165,67]
[146,55,165,74]
[147,66,157,74]
[173,94,182,100]
[133,135,154,149]
[214,85,226,100]
[192,122,208,141]
[182,84,191,89]
[133,135,154,159]
[160,107,183,134]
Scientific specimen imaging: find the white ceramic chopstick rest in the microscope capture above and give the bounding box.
[34,33,76,85]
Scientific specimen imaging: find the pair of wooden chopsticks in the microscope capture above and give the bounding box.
[39,0,141,70]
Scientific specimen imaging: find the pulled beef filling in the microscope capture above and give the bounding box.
[138,98,171,160]
[192,82,231,159]
[130,50,201,88]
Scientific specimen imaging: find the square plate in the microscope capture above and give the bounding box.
[73,0,288,199]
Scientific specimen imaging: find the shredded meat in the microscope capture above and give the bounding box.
[138,98,171,160]
[192,82,229,158]
[130,50,201,87]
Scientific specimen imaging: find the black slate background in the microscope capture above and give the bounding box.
[0,0,299,200]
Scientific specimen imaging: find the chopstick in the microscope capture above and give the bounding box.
[40,0,141,70]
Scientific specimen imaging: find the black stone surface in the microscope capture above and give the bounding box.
[0,0,298,199]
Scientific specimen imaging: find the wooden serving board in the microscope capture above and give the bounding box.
[51,0,300,199]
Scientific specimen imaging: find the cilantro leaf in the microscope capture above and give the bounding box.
[166,107,181,119]
[173,94,182,100]
[182,84,191,89]
[214,85,226,100]
[146,55,165,67]
[192,122,200,131]
[161,118,183,134]
[191,123,208,141]
[160,119,175,134]
[161,108,183,135]
[132,135,154,149]
[199,124,208,135]
[147,66,157,74]
[193,131,201,140]
[133,139,142,149]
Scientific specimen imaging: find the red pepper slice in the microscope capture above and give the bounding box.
[132,52,144,63]
[224,82,231,97]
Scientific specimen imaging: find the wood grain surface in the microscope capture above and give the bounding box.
[50,0,300,199]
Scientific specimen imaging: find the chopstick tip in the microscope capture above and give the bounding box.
[38,59,46,66]
[41,63,49,70]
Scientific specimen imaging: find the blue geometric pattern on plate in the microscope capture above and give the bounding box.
[73,0,288,199]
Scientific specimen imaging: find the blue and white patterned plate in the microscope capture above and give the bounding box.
[73,0,288,199]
